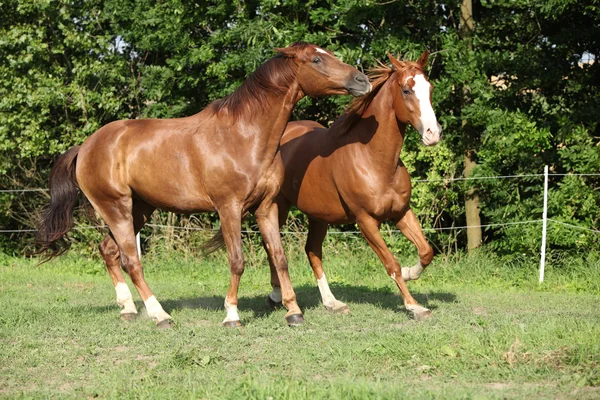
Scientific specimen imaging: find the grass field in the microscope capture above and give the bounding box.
[1,239,599,399]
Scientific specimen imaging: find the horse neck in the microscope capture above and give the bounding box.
[222,82,303,164]
[351,79,406,170]
[252,87,302,158]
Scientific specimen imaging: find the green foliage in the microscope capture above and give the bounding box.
[1,0,599,257]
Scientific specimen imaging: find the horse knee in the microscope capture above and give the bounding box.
[120,253,143,278]
[229,254,245,276]
[271,248,288,271]
[99,238,119,263]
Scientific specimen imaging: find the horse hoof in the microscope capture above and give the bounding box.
[406,305,432,321]
[414,309,432,321]
[222,320,243,328]
[120,312,138,322]
[265,295,283,310]
[325,302,350,315]
[156,319,173,329]
[285,313,304,327]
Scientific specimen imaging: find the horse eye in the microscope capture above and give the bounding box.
[402,89,411,95]
[313,57,321,64]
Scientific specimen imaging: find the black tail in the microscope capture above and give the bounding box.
[35,146,81,262]
[201,211,250,255]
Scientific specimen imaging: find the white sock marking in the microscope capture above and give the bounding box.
[222,299,240,323]
[269,286,282,303]
[317,273,338,308]
[144,295,171,322]
[115,282,137,315]
[402,262,424,281]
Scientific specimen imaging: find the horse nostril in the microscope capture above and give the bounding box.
[355,74,368,84]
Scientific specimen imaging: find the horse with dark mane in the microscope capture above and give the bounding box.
[267,51,441,321]
[36,42,371,328]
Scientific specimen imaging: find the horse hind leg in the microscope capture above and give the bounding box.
[395,208,433,282]
[305,218,349,314]
[98,199,156,322]
[94,197,170,327]
[99,236,137,320]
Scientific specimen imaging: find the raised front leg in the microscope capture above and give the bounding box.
[395,209,434,282]
[256,201,304,326]
[357,215,431,321]
[305,218,349,314]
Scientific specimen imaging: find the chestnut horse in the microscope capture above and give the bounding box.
[36,42,371,328]
[267,51,441,321]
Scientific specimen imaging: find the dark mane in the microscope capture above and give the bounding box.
[209,42,315,120]
[332,60,425,137]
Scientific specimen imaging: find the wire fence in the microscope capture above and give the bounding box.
[3,169,600,282]
[1,172,599,235]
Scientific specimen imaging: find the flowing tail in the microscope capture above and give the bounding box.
[36,146,81,261]
[201,228,226,255]
[201,211,251,255]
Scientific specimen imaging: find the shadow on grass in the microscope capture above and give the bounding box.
[80,284,456,324]
[157,284,457,318]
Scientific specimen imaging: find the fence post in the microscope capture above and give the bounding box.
[539,165,549,283]
[136,232,141,259]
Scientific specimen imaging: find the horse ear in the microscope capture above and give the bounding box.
[275,47,297,58]
[387,52,405,70]
[417,50,429,68]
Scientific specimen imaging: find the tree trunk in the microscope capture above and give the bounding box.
[461,0,482,251]
[464,149,482,250]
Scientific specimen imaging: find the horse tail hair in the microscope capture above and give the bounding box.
[201,228,226,255]
[201,211,251,255]
[35,146,82,262]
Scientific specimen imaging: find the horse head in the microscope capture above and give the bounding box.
[276,43,371,98]
[388,51,442,146]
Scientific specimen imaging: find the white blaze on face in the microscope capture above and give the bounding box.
[412,74,441,146]
[315,47,329,54]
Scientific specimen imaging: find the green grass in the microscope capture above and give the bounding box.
[1,241,599,399]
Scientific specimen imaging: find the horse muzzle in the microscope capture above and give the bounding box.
[346,72,372,97]
[421,123,442,146]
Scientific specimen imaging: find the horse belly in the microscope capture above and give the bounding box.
[295,181,352,224]
[131,180,214,213]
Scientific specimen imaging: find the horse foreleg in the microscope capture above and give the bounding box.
[265,195,291,309]
[395,209,433,282]
[256,202,304,326]
[357,215,431,321]
[305,218,349,314]
[218,206,245,328]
